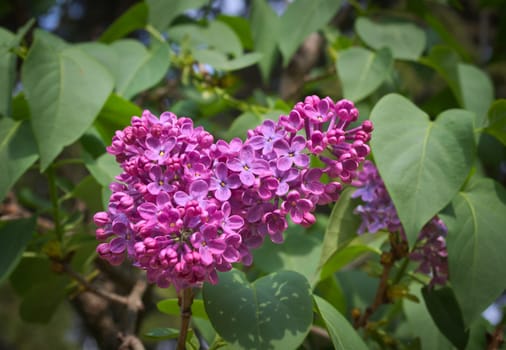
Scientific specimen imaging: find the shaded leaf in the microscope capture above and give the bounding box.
[485,99,506,145]
[203,269,313,350]
[337,47,393,102]
[99,2,148,43]
[84,152,121,188]
[370,94,475,245]
[440,176,506,325]
[193,49,262,71]
[94,93,142,143]
[157,298,208,320]
[0,217,36,283]
[317,188,362,273]
[0,117,39,201]
[278,0,342,66]
[403,285,454,349]
[355,17,426,60]
[0,27,15,117]
[314,295,368,350]
[144,327,180,340]
[251,0,280,81]
[22,30,114,170]
[422,286,469,349]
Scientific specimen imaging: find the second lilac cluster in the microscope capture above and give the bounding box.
[352,161,449,287]
[93,96,373,290]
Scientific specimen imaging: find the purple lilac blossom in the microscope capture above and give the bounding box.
[95,96,373,290]
[352,161,449,287]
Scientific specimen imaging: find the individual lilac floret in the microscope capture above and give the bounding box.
[352,161,449,287]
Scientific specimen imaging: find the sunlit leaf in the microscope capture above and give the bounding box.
[314,295,368,350]
[22,30,114,170]
[337,47,393,102]
[355,17,426,60]
[370,94,475,245]
[203,269,313,349]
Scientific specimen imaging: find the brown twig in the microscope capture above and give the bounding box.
[487,321,505,350]
[177,287,195,350]
[354,252,395,329]
[63,263,131,305]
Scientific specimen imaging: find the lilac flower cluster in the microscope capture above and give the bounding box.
[352,161,448,286]
[94,96,373,290]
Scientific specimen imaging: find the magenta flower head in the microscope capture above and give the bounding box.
[95,96,373,290]
[352,161,448,287]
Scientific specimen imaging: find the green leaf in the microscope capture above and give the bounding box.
[0,217,36,283]
[99,2,148,43]
[217,15,254,51]
[203,269,313,350]
[253,230,322,284]
[337,47,393,102]
[250,0,281,81]
[317,188,362,273]
[146,0,208,31]
[0,27,15,117]
[420,45,461,100]
[313,295,368,350]
[420,46,493,127]
[157,298,208,320]
[193,50,262,71]
[403,285,454,350]
[111,39,170,100]
[225,111,262,140]
[319,244,381,282]
[94,93,142,143]
[457,63,494,128]
[485,99,506,145]
[278,0,342,66]
[0,117,39,201]
[10,256,70,323]
[144,327,180,340]
[370,94,475,245]
[21,30,114,170]
[355,17,426,60]
[169,21,243,58]
[422,286,469,349]
[440,176,506,325]
[84,152,121,188]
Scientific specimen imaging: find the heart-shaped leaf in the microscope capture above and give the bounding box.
[355,17,426,60]
[370,94,475,244]
[203,269,313,350]
[314,295,368,350]
[440,176,506,325]
[253,229,322,284]
[99,2,148,43]
[337,47,393,102]
[146,0,208,31]
[22,30,114,170]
